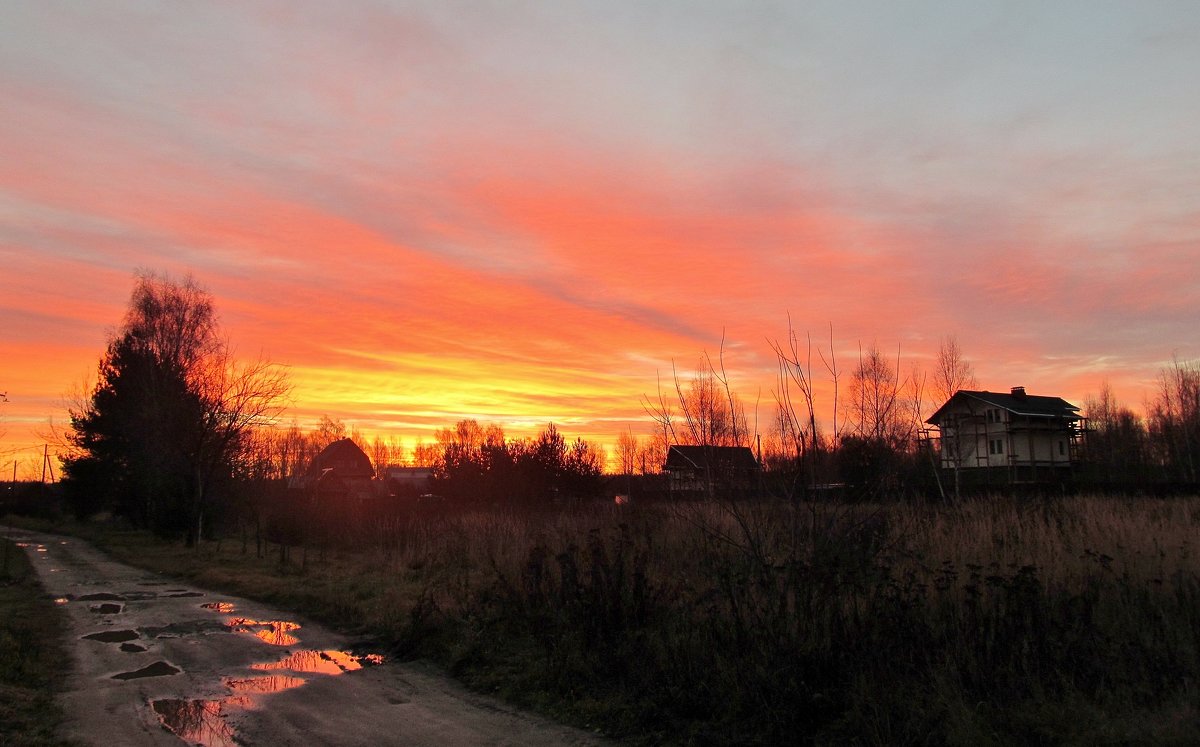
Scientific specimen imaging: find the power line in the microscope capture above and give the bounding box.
[0,444,53,457]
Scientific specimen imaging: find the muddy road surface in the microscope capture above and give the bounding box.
[13,529,607,746]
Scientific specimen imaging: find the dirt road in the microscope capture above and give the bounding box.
[12,529,607,746]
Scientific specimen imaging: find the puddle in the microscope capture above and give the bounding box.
[36,546,48,553]
[226,674,307,694]
[14,542,30,548]
[138,581,169,586]
[150,677,304,747]
[227,618,301,646]
[167,591,205,598]
[121,642,147,653]
[89,603,124,614]
[83,629,139,643]
[113,661,180,680]
[120,591,160,601]
[79,592,126,601]
[252,649,384,675]
[140,620,230,639]
[152,698,243,747]
[53,596,71,605]
[146,603,387,747]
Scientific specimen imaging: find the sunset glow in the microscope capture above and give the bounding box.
[2,3,1198,472]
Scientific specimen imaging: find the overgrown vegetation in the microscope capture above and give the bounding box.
[72,494,1200,745]
[0,537,75,747]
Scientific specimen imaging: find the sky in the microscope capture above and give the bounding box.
[2,1,1198,476]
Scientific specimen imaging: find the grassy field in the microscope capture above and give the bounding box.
[46,495,1200,745]
[0,535,76,747]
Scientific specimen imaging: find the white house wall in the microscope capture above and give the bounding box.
[935,401,1072,469]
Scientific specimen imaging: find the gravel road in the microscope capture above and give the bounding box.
[12,529,607,747]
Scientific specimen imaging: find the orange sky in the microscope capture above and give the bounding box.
[2,3,1198,477]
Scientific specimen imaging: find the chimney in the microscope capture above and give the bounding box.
[1011,386,1026,398]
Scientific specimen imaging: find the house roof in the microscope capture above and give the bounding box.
[927,389,1080,425]
[664,445,760,471]
[306,438,375,480]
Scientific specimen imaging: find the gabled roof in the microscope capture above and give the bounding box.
[927,390,1080,425]
[664,445,760,471]
[306,438,374,480]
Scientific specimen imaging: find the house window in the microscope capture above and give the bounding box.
[989,439,1004,456]
[1058,441,1065,456]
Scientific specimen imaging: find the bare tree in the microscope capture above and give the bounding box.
[411,440,441,468]
[1084,381,1149,486]
[643,333,753,454]
[63,271,290,541]
[929,336,979,499]
[932,335,978,404]
[845,343,912,447]
[616,429,640,477]
[1150,356,1200,483]
[189,349,291,542]
[769,320,841,493]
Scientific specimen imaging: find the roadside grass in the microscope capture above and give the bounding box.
[0,536,77,747]
[36,495,1200,745]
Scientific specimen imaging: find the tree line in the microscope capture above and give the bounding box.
[59,273,612,541]
[1080,357,1200,491]
[57,272,1200,543]
[638,323,1200,499]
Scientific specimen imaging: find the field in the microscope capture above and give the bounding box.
[55,494,1200,745]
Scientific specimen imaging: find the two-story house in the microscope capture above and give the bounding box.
[926,387,1083,486]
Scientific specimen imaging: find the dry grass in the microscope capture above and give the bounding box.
[68,495,1200,744]
[0,537,77,747]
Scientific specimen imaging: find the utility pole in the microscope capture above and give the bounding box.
[41,444,55,485]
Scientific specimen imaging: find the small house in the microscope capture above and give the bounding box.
[295,438,376,502]
[663,445,760,496]
[384,466,434,499]
[926,387,1083,486]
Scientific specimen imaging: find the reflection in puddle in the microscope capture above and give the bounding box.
[15,542,30,548]
[152,698,241,747]
[227,618,301,646]
[252,649,384,675]
[89,603,124,614]
[53,597,70,605]
[113,660,180,680]
[226,674,306,694]
[147,601,388,747]
[150,676,306,747]
[141,620,230,639]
